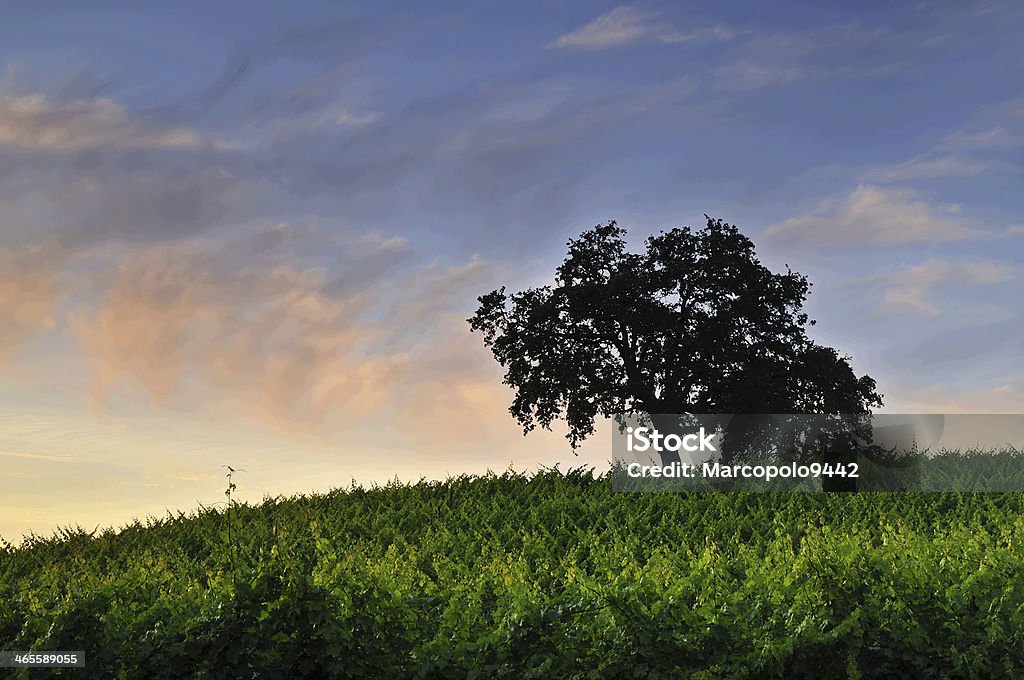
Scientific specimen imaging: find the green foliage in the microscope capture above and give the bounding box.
[3,468,1024,678]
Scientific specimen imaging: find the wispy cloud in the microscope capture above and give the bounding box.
[0,93,232,151]
[251,102,382,139]
[165,472,218,482]
[551,7,732,50]
[711,60,806,90]
[74,227,407,425]
[883,382,1024,414]
[890,314,1024,390]
[0,449,79,463]
[69,225,506,435]
[0,241,69,362]
[326,108,381,127]
[859,154,995,181]
[940,125,1023,150]
[853,258,1016,315]
[764,185,982,247]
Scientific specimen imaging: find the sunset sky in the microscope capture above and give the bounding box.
[1,0,1022,541]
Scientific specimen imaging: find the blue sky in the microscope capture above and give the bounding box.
[0,1,1022,540]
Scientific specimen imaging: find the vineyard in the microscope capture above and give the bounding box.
[2,467,1024,679]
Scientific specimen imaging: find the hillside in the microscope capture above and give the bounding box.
[3,468,1024,678]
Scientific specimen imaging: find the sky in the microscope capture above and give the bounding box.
[1,0,1022,541]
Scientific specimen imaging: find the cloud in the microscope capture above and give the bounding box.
[859,154,995,181]
[0,93,230,151]
[764,185,982,246]
[701,24,912,93]
[0,450,79,463]
[855,104,1022,183]
[883,382,1024,414]
[325,108,380,127]
[256,74,705,246]
[940,125,1023,150]
[894,313,1024,368]
[0,75,602,444]
[75,228,405,422]
[165,471,220,482]
[0,143,260,247]
[70,225,509,434]
[53,218,559,460]
[253,104,381,140]
[0,88,270,250]
[654,25,735,47]
[0,240,69,361]
[854,258,1016,316]
[1,218,589,473]
[551,7,732,50]
[71,161,253,244]
[710,61,806,90]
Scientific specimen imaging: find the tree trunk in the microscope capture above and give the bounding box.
[821,433,858,492]
[649,414,684,466]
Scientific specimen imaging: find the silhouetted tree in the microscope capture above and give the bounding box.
[468,217,882,490]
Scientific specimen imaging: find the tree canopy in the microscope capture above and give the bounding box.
[468,217,882,450]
